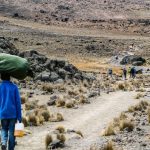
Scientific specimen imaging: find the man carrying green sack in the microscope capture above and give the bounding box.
[0,73,22,150]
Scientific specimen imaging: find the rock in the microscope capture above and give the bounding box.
[47,95,59,106]
[132,61,145,66]
[47,99,56,106]
[0,37,19,55]
[50,72,60,82]
[57,68,68,79]
[36,71,50,81]
[74,73,83,80]
[120,55,146,65]
[54,79,64,84]
[40,9,47,13]
[88,91,98,98]
[47,140,64,149]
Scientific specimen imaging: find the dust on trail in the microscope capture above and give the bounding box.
[16,91,139,150]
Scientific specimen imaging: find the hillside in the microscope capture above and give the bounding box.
[0,0,150,34]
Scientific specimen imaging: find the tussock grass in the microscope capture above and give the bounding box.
[22,117,28,127]
[75,130,84,137]
[45,134,53,149]
[103,141,115,150]
[42,83,54,93]
[40,110,50,121]
[56,113,64,121]
[28,114,38,126]
[119,119,134,132]
[25,100,38,110]
[56,99,66,107]
[65,101,75,108]
[56,126,65,133]
[135,93,144,99]
[102,123,115,136]
[21,96,27,104]
[56,134,66,143]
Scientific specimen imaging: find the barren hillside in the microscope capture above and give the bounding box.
[0,0,150,34]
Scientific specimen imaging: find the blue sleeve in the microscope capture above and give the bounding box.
[15,86,22,122]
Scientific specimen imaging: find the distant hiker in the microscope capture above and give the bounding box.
[0,73,22,150]
[123,68,127,80]
[108,68,113,78]
[130,67,136,79]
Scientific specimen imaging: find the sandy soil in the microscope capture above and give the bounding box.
[15,91,139,150]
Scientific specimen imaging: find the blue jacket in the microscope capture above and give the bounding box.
[0,80,22,122]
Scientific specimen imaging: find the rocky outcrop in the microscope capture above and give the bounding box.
[0,37,93,82]
[120,55,146,66]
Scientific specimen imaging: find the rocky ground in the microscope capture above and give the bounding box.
[0,0,150,35]
[0,1,150,149]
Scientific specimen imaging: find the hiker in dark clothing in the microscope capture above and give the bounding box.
[108,68,113,78]
[123,68,127,80]
[130,67,136,79]
[0,73,22,150]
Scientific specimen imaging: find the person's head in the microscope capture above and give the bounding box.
[1,73,10,81]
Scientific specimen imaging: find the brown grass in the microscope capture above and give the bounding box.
[75,130,84,137]
[40,110,50,122]
[119,119,134,132]
[56,99,66,107]
[102,123,115,136]
[28,115,38,126]
[22,117,28,127]
[45,134,53,149]
[56,126,65,133]
[56,134,66,143]
[42,83,54,93]
[65,101,75,108]
[21,96,27,104]
[56,113,64,121]
[103,141,115,150]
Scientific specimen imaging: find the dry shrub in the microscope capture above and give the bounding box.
[42,83,54,93]
[103,141,114,150]
[78,95,87,104]
[65,101,75,108]
[22,117,28,127]
[25,100,38,110]
[56,99,66,107]
[37,115,45,125]
[57,134,66,143]
[136,88,146,92]
[45,134,53,149]
[75,130,83,137]
[28,114,38,126]
[38,104,48,110]
[119,112,127,120]
[21,96,27,104]
[56,113,64,121]
[68,89,79,96]
[119,119,134,132]
[56,126,65,133]
[117,83,125,91]
[128,106,135,113]
[40,110,50,121]
[102,123,115,136]
[135,93,144,99]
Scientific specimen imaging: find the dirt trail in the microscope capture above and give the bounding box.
[16,91,139,150]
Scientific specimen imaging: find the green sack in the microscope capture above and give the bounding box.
[0,53,29,80]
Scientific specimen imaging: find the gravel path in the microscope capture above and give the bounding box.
[16,91,139,150]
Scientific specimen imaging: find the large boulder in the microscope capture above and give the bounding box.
[120,55,146,66]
